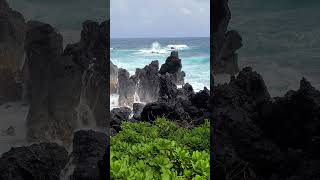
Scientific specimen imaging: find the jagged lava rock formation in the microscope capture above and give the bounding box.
[0,143,68,180]
[68,130,108,179]
[115,51,186,108]
[25,20,109,145]
[0,0,26,102]
[212,0,241,76]
[212,67,320,179]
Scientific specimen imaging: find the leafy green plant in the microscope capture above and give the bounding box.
[110,118,210,180]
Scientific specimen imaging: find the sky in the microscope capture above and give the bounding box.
[111,0,210,38]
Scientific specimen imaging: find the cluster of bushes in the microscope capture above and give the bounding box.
[110,118,210,180]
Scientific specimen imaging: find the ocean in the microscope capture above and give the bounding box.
[110,37,210,108]
[227,0,320,96]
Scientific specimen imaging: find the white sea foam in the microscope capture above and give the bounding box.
[166,44,189,50]
[136,42,190,56]
[110,94,119,110]
[137,42,169,55]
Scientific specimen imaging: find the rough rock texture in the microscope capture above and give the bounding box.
[216,30,242,75]
[212,0,241,75]
[132,103,145,120]
[116,52,189,108]
[140,78,210,125]
[118,68,137,107]
[110,107,132,133]
[65,20,109,128]
[25,20,109,145]
[0,1,26,102]
[213,67,320,179]
[25,21,69,144]
[136,60,160,103]
[69,130,108,180]
[0,143,68,180]
[98,149,109,180]
[159,51,185,85]
[110,61,118,94]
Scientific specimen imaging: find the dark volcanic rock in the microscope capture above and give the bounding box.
[132,103,145,120]
[159,51,185,85]
[213,67,320,179]
[98,149,109,180]
[136,60,160,103]
[0,143,68,180]
[0,1,26,101]
[158,73,178,101]
[140,102,175,122]
[70,130,107,180]
[110,107,132,132]
[212,0,241,75]
[118,68,136,107]
[25,21,67,144]
[110,61,118,94]
[259,78,320,151]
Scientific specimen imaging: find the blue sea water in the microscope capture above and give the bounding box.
[228,0,320,96]
[111,37,210,92]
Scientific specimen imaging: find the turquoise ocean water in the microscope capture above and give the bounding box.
[111,37,210,92]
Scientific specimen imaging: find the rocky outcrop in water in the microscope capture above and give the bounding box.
[68,130,108,180]
[212,0,241,75]
[212,67,320,180]
[25,19,109,145]
[0,0,26,102]
[0,143,68,180]
[118,68,137,107]
[116,51,188,107]
[136,60,160,103]
[159,51,185,85]
[25,21,77,145]
[110,61,118,94]
[64,20,109,128]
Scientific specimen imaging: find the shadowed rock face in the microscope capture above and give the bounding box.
[213,67,320,179]
[110,107,132,133]
[110,61,118,94]
[69,130,107,180]
[140,77,210,125]
[159,51,185,85]
[0,143,68,180]
[212,0,241,76]
[116,51,188,108]
[118,68,136,107]
[25,21,71,144]
[25,19,109,145]
[136,60,160,103]
[0,1,26,102]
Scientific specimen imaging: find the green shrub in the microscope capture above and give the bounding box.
[110,118,210,180]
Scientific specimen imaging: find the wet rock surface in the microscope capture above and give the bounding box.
[212,0,241,75]
[0,1,26,101]
[25,19,109,145]
[110,107,132,133]
[212,67,320,180]
[0,143,68,180]
[159,51,185,85]
[69,130,108,180]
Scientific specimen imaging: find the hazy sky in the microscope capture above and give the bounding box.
[111,0,210,38]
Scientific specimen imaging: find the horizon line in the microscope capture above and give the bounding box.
[110,36,210,39]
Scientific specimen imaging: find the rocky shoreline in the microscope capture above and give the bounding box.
[110,51,210,135]
[212,0,320,179]
[0,1,108,179]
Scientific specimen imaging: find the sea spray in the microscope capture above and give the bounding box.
[75,69,96,128]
